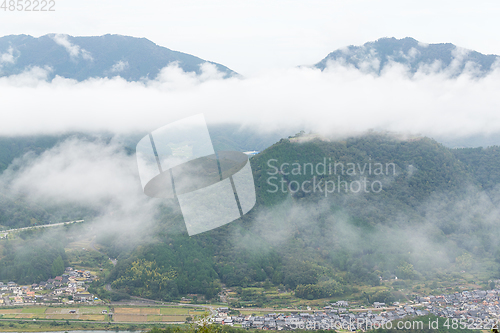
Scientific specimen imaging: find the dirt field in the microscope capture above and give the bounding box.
[45,314,77,319]
[0,309,22,314]
[80,314,107,321]
[14,313,34,318]
[113,314,148,322]
[139,307,161,315]
[114,307,141,314]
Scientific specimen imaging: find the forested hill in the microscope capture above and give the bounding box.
[0,127,291,229]
[97,133,500,302]
[4,132,500,298]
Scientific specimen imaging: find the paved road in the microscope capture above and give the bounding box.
[350,306,400,312]
[0,219,84,236]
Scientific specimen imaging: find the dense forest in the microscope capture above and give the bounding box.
[2,132,500,302]
[94,133,500,301]
[0,228,69,284]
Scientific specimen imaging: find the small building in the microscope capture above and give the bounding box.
[74,292,93,302]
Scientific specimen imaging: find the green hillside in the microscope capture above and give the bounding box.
[2,132,500,304]
[0,134,105,229]
[94,133,500,302]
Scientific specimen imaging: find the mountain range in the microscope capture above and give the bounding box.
[314,37,499,76]
[0,34,235,81]
[4,131,500,302]
[1,35,498,81]
[2,35,500,302]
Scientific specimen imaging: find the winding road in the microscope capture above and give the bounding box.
[0,220,84,237]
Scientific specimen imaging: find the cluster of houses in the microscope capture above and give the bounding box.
[213,303,399,330]
[214,303,412,331]
[213,289,500,330]
[416,289,500,325]
[0,267,96,305]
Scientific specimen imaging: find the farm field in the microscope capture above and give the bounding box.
[0,305,208,323]
[112,306,205,323]
[0,306,110,321]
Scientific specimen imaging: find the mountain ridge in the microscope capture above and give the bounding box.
[315,37,499,76]
[0,33,236,81]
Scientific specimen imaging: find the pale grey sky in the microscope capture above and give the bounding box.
[2,0,500,141]
[1,0,500,75]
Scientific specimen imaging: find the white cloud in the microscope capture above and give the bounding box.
[51,34,93,61]
[0,138,163,236]
[110,60,129,73]
[0,46,16,65]
[446,46,471,76]
[81,49,93,61]
[407,47,419,59]
[0,66,52,87]
[358,58,381,73]
[0,61,500,141]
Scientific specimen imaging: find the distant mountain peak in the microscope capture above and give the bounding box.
[315,37,499,76]
[0,34,236,81]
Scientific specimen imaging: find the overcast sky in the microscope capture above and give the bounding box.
[1,0,500,141]
[1,0,500,75]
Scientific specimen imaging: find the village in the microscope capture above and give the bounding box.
[0,267,97,306]
[212,289,500,330]
[3,269,500,332]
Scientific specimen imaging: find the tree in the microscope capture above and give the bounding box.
[51,255,65,277]
[456,253,473,270]
[397,262,415,280]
